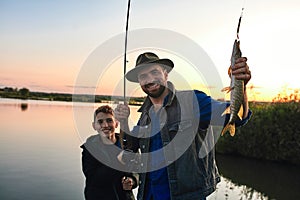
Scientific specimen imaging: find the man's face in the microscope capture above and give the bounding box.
[137,64,168,98]
[92,112,118,139]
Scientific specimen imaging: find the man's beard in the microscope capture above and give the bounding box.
[142,82,166,98]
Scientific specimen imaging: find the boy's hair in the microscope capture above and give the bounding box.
[94,105,114,121]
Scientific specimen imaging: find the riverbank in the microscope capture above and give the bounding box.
[0,87,145,106]
[216,101,300,166]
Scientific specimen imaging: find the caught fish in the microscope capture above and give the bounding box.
[221,39,244,136]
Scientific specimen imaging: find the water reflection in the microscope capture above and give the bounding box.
[216,153,300,200]
[20,103,28,111]
[0,99,85,200]
[209,177,269,200]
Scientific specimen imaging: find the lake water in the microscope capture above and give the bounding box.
[0,98,299,200]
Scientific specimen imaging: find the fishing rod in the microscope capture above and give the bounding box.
[123,0,131,102]
[121,0,131,150]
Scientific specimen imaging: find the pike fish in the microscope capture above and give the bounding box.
[221,39,244,136]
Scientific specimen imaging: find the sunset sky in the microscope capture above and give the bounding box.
[1,0,299,102]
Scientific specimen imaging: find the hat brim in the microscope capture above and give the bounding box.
[125,59,174,82]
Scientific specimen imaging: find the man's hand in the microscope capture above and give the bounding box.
[122,176,134,190]
[231,57,251,86]
[115,103,130,122]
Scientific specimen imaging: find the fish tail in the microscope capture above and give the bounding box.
[221,123,236,136]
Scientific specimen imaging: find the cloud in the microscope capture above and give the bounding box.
[66,85,97,89]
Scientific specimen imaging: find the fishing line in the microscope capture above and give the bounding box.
[237,0,246,40]
[236,8,244,40]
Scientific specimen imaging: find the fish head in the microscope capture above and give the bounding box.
[231,39,242,67]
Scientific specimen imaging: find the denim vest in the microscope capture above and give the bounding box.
[128,82,221,200]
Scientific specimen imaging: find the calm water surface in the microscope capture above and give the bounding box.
[0,98,299,200]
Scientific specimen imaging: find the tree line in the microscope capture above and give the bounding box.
[0,87,145,105]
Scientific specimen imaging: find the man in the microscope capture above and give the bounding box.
[115,52,252,200]
[81,105,138,200]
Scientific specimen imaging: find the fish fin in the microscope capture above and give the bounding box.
[221,106,231,116]
[221,86,233,93]
[228,66,232,78]
[237,105,244,120]
[221,123,236,136]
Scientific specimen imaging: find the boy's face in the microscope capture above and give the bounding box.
[92,112,118,139]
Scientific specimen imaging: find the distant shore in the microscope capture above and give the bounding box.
[0,86,145,106]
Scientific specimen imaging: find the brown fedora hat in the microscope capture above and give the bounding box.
[126,52,174,82]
